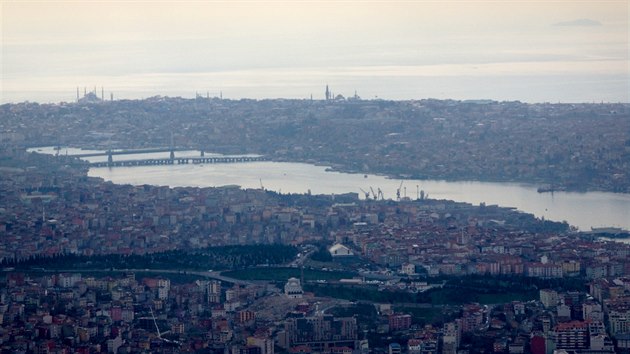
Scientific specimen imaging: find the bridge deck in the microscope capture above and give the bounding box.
[90,155,268,168]
[74,147,187,158]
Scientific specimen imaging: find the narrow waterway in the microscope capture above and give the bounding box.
[29,147,630,235]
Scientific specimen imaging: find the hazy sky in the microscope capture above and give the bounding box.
[2,0,629,103]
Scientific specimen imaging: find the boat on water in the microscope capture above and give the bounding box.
[537,184,566,193]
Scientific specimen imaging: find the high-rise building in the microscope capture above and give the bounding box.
[247,336,274,354]
[196,279,221,303]
[442,321,461,354]
[388,313,412,331]
[284,313,358,351]
[208,280,221,303]
[461,304,484,333]
[553,321,588,350]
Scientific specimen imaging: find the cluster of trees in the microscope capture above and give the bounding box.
[224,266,355,282]
[310,244,333,262]
[305,274,587,305]
[3,244,297,271]
[304,283,418,303]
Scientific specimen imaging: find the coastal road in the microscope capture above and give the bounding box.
[39,268,261,286]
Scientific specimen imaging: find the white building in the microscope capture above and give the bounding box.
[58,273,82,288]
[329,243,354,257]
[401,263,416,275]
[284,277,304,299]
[540,289,559,308]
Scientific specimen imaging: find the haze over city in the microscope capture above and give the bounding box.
[3,1,630,353]
[2,0,629,103]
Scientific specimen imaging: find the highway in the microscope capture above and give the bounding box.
[37,268,261,286]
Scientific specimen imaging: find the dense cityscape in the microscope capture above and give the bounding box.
[1,94,630,353]
[2,95,629,193]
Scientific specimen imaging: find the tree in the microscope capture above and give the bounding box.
[311,245,332,262]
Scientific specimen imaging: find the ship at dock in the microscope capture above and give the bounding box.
[587,227,630,238]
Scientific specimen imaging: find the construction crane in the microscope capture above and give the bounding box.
[150,306,162,340]
[359,188,370,200]
[150,306,180,347]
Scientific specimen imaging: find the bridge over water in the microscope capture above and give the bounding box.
[90,155,268,168]
[74,147,269,167]
[74,147,187,158]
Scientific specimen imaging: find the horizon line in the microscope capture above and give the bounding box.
[3,94,629,106]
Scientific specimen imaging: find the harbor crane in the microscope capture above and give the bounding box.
[369,187,377,200]
[396,180,404,200]
[359,188,370,200]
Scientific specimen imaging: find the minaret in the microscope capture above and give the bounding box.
[169,132,175,160]
[101,87,104,100]
[76,87,80,102]
[110,92,113,101]
[325,85,330,100]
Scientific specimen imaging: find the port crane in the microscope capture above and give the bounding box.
[359,188,370,200]
[396,180,404,200]
[369,187,377,200]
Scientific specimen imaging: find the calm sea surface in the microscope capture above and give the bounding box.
[30,147,630,237]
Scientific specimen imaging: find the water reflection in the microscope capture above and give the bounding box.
[28,147,630,232]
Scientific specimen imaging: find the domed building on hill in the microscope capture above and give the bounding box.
[284,277,303,299]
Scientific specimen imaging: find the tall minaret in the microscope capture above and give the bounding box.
[76,87,80,102]
[169,132,175,160]
[325,85,330,100]
[101,87,104,100]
